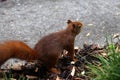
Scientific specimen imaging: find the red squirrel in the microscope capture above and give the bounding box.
[34,20,83,73]
[0,20,83,74]
[0,40,38,66]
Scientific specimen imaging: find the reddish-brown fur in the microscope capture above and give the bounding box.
[0,20,83,74]
[0,40,38,66]
[34,20,83,72]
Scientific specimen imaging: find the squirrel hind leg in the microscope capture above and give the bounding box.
[50,67,60,74]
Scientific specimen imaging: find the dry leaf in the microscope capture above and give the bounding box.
[71,61,75,65]
[35,67,39,72]
[116,12,120,16]
[81,71,85,75]
[26,75,38,79]
[113,33,119,39]
[88,23,93,26]
[73,77,82,80]
[56,76,61,80]
[71,66,75,76]
[86,32,90,37]
[100,53,107,57]
[74,46,79,50]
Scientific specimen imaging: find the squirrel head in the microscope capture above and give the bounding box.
[67,20,83,35]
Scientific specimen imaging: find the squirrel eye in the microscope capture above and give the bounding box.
[78,26,81,28]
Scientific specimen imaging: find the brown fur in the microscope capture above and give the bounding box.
[34,20,83,72]
[0,40,38,66]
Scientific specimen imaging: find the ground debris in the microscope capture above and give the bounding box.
[0,43,106,80]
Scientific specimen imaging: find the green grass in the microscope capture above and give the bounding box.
[2,72,28,80]
[89,43,120,80]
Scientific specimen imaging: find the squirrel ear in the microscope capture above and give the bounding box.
[67,20,72,24]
